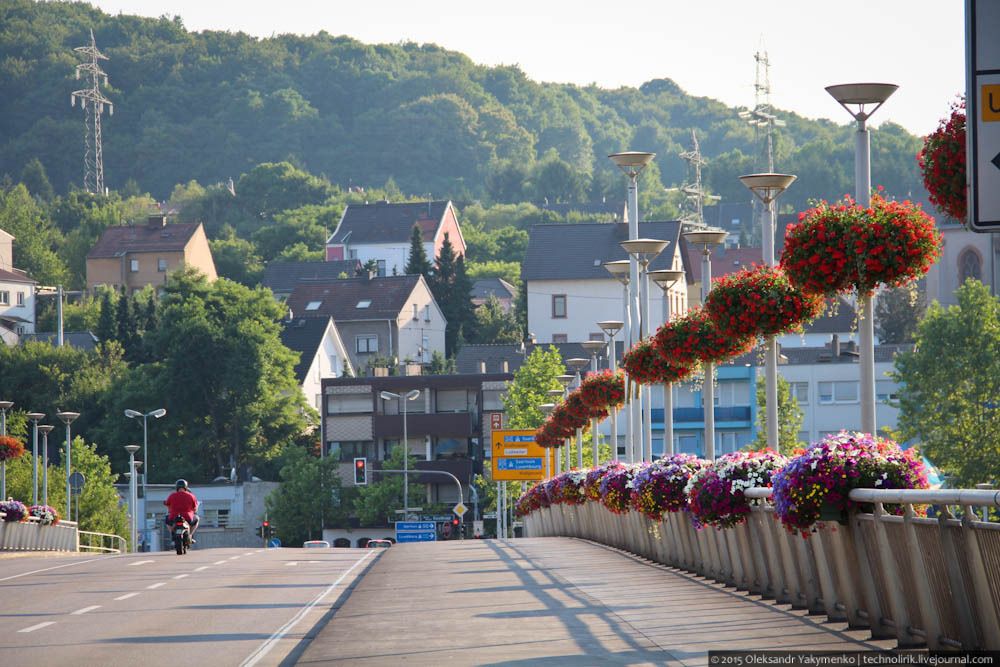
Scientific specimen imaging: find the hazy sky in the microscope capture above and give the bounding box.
[88,0,966,137]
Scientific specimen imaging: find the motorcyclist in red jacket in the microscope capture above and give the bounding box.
[164,479,200,542]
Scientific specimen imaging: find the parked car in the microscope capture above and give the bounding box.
[367,539,392,549]
[303,540,330,548]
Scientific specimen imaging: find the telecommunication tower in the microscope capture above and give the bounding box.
[676,130,716,229]
[71,30,114,195]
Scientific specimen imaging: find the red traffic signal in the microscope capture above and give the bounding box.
[451,517,460,527]
[353,457,367,485]
[262,521,269,528]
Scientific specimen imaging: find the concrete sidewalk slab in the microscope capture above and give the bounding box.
[296,537,893,666]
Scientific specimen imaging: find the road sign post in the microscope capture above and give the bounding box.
[968,0,1000,230]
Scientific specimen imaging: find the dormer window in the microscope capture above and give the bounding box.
[305,301,322,311]
[356,299,372,309]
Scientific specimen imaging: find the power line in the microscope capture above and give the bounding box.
[71,29,113,195]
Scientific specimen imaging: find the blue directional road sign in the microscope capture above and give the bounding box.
[496,458,543,471]
[395,521,436,543]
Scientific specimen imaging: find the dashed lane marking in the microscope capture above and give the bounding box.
[228,556,240,560]
[114,593,140,601]
[18,622,56,633]
[194,566,210,572]
[213,560,228,565]
[173,574,189,580]
[146,582,166,590]
[128,560,154,567]
[71,605,101,615]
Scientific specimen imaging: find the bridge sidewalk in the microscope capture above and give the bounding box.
[296,537,893,666]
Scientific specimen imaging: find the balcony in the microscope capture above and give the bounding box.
[373,412,476,439]
[671,406,752,424]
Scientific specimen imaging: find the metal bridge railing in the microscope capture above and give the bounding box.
[78,529,127,554]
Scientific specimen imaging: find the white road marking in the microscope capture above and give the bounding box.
[213,560,228,565]
[0,556,114,583]
[71,605,101,615]
[284,562,297,567]
[228,555,240,560]
[128,560,154,567]
[244,552,254,556]
[173,574,189,580]
[194,566,210,572]
[146,582,166,589]
[240,551,375,667]
[18,622,56,633]
[114,592,140,601]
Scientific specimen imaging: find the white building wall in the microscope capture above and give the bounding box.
[395,280,446,363]
[352,242,435,277]
[0,279,35,337]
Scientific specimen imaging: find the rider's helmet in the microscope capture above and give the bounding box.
[175,479,188,491]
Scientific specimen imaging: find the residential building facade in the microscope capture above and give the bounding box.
[0,228,37,345]
[280,316,354,413]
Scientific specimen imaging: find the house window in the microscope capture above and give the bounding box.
[433,437,469,460]
[328,354,338,375]
[959,248,982,283]
[552,334,568,344]
[327,394,373,414]
[356,335,378,353]
[876,380,899,402]
[130,259,139,272]
[305,301,322,311]
[329,441,371,463]
[589,333,604,341]
[424,305,431,322]
[818,380,859,404]
[437,390,469,413]
[790,382,809,404]
[0,291,8,305]
[377,260,386,277]
[716,431,739,455]
[413,304,419,320]
[16,292,25,307]
[552,294,567,318]
[157,258,168,272]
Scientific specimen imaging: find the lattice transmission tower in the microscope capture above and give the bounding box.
[676,130,717,229]
[71,30,114,194]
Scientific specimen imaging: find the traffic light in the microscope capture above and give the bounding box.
[262,520,270,538]
[354,457,367,485]
[451,516,460,528]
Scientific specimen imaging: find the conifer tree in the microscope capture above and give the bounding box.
[96,289,117,344]
[404,224,432,278]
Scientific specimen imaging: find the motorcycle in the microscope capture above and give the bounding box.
[171,515,192,555]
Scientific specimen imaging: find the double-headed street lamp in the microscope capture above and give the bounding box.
[648,269,685,457]
[0,400,13,500]
[740,173,796,452]
[37,424,54,506]
[26,412,45,506]
[124,408,166,503]
[826,82,897,437]
[596,321,624,459]
[124,444,140,552]
[682,227,728,460]
[379,389,420,520]
[56,411,80,519]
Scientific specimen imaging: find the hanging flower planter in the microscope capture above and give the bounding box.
[918,97,967,224]
[653,307,754,366]
[705,265,825,338]
[685,449,787,529]
[0,499,28,522]
[534,423,565,449]
[578,370,625,411]
[780,194,942,296]
[0,435,25,462]
[621,338,694,386]
[549,470,589,505]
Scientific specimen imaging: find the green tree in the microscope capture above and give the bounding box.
[430,232,475,356]
[0,184,68,286]
[353,444,423,527]
[502,346,565,428]
[470,295,522,344]
[875,283,925,344]
[752,374,805,455]
[404,224,433,278]
[209,227,265,286]
[427,350,456,374]
[265,446,348,545]
[96,289,117,344]
[20,158,54,201]
[893,280,1000,486]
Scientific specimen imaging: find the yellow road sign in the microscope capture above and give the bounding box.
[983,84,1000,122]
[491,429,547,481]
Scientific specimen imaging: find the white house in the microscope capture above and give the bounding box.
[280,316,354,413]
[0,228,37,345]
[324,200,466,276]
[521,222,690,344]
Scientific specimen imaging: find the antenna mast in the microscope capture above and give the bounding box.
[71,30,113,195]
[678,130,712,229]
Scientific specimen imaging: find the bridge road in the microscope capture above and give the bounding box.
[0,547,377,667]
[298,537,895,666]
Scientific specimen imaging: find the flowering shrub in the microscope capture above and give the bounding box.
[780,194,942,296]
[549,470,589,505]
[0,499,28,522]
[599,463,638,514]
[578,370,625,410]
[631,453,709,520]
[918,97,966,223]
[0,435,25,462]
[771,432,929,535]
[705,265,824,339]
[622,338,694,385]
[685,450,788,529]
[584,461,625,502]
[28,504,60,526]
[654,308,755,366]
[515,483,549,517]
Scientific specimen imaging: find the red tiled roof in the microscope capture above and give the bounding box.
[87,223,201,259]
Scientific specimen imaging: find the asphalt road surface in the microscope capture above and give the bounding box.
[0,546,377,667]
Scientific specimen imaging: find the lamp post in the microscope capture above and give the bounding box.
[581,340,607,465]
[825,83,897,437]
[37,424,54,506]
[597,321,624,459]
[621,239,669,462]
[0,400,12,500]
[648,269,685,457]
[539,403,556,478]
[566,358,590,470]
[380,389,420,520]
[604,260,635,462]
[546,389,566,472]
[740,173,797,451]
[556,375,575,471]
[682,228,728,459]
[56,411,80,519]
[26,412,45,506]
[124,408,167,507]
[125,444,140,552]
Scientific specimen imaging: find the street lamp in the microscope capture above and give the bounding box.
[546,389,566,473]
[566,358,590,470]
[539,403,556,478]
[740,173,797,451]
[597,321,624,459]
[0,400,12,500]
[124,408,167,504]
[826,82,897,437]
[604,260,636,463]
[621,239,669,462]
[649,269,685,457]
[581,340,607,465]
[682,227,728,459]
[379,389,420,520]
[556,375,575,471]
[26,412,45,506]
[56,411,80,519]
[124,444,140,552]
[37,424,54,506]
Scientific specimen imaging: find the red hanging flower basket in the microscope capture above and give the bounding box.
[0,435,25,463]
[918,97,966,224]
[578,370,625,411]
[621,338,693,385]
[780,194,942,296]
[705,265,825,339]
[534,423,564,448]
[653,307,754,366]
[551,400,588,432]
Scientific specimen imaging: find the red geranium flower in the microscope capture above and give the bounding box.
[705,265,824,339]
[918,97,966,224]
[653,307,754,366]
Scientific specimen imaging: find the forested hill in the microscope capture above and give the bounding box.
[1,0,927,211]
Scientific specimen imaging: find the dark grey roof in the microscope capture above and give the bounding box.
[704,201,753,229]
[521,222,687,281]
[471,278,516,301]
[455,341,625,375]
[21,331,98,352]
[279,317,332,383]
[804,298,858,335]
[329,200,450,245]
[262,260,362,294]
[782,342,913,366]
[0,267,36,284]
[285,275,423,321]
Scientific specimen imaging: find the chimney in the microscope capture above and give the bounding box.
[147,214,167,229]
[832,334,840,357]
